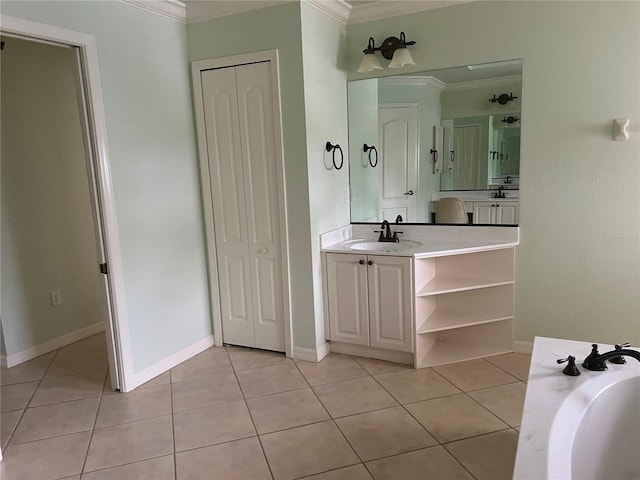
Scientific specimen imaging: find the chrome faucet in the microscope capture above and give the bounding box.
[582,343,640,371]
[375,220,402,243]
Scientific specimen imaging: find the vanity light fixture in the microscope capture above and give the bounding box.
[489,92,518,105]
[502,115,520,124]
[357,32,416,73]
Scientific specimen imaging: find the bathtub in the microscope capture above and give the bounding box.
[513,337,640,480]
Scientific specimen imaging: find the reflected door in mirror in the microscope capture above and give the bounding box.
[379,105,418,221]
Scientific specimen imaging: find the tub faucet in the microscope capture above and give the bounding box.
[582,343,640,371]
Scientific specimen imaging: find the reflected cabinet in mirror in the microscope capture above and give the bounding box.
[348,59,522,225]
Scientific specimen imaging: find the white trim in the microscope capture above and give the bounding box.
[128,335,214,390]
[4,323,104,368]
[379,75,446,90]
[291,343,330,363]
[302,0,351,24]
[0,15,133,392]
[513,340,534,354]
[443,74,523,92]
[120,0,186,23]
[328,341,414,365]
[347,0,472,25]
[191,50,293,359]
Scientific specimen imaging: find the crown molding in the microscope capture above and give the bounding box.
[379,75,446,90]
[443,74,522,91]
[186,1,289,24]
[120,0,186,23]
[347,0,471,25]
[303,0,351,25]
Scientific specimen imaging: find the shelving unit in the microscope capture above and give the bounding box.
[413,248,515,368]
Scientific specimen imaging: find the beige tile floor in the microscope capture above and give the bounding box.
[0,333,530,480]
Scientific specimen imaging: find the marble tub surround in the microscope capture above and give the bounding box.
[1,332,529,480]
[321,224,519,257]
[513,337,640,479]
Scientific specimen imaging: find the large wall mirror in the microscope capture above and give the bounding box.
[348,59,522,225]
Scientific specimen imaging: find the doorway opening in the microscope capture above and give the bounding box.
[0,16,130,391]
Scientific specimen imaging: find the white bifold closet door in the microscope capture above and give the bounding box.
[201,62,284,352]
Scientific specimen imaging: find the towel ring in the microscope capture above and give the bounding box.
[325,142,344,170]
[363,144,378,168]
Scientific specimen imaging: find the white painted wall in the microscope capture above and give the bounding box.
[300,2,350,348]
[0,38,104,357]
[2,1,212,373]
[347,1,640,345]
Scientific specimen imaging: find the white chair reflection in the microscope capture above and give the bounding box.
[435,197,468,224]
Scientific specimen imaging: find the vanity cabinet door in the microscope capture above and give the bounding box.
[473,202,496,224]
[497,203,519,225]
[326,253,370,346]
[367,255,413,353]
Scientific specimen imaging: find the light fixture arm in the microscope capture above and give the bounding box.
[362,32,416,60]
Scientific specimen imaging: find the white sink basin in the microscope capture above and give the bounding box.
[348,240,422,252]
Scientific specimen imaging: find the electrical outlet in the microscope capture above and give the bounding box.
[50,290,62,306]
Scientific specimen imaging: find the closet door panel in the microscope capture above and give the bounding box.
[236,62,284,351]
[201,67,255,347]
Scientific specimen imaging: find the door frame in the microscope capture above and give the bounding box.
[0,15,133,391]
[191,50,292,358]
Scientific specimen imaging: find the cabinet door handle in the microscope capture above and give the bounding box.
[367,260,373,266]
[358,260,365,265]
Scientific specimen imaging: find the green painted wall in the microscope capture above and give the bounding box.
[187,2,318,349]
[348,1,640,344]
[300,1,350,348]
[348,79,379,222]
[2,1,212,372]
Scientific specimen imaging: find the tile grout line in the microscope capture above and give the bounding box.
[78,347,110,477]
[291,356,368,474]
[3,348,60,450]
[169,368,178,480]
[226,346,276,480]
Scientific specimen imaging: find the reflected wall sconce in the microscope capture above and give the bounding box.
[357,32,416,73]
[363,144,378,167]
[502,115,520,124]
[489,92,518,105]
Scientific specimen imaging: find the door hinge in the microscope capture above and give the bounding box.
[99,263,108,275]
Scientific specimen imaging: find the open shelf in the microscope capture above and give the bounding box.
[417,276,513,296]
[415,284,514,334]
[412,248,515,369]
[414,248,515,294]
[417,310,513,334]
[414,320,513,368]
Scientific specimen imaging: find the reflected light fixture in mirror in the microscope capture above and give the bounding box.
[357,32,416,73]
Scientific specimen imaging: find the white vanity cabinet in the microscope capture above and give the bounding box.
[324,253,413,353]
[322,238,516,368]
[473,201,519,225]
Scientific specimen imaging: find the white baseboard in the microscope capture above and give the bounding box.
[127,335,214,391]
[4,322,105,368]
[329,341,414,365]
[291,342,330,362]
[513,340,533,354]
